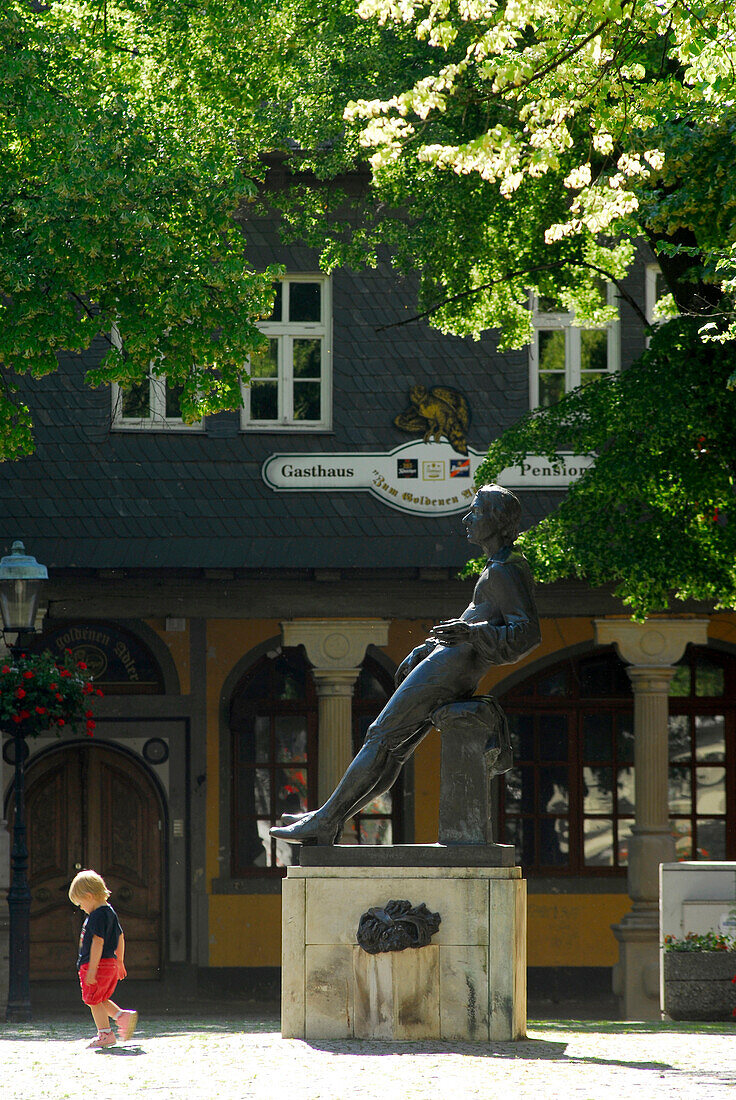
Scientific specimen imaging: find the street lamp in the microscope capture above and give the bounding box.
[0,541,48,1022]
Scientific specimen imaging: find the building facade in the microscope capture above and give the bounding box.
[1,203,733,1014]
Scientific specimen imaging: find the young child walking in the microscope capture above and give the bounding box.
[68,869,138,1049]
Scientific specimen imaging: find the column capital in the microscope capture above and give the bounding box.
[312,668,361,696]
[281,619,390,671]
[626,665,676,694]
[594,618,709,668]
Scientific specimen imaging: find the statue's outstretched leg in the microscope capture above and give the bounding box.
[270,726,428,844]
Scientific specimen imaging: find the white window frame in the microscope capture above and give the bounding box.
[240,275,332,432]
[646,262,675,327]
[109,327,204,432]
[529,286,620,409]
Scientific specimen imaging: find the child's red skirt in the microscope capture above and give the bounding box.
[78,959,119,1005]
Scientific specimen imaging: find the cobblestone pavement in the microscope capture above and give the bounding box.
[2,1015,735,1100]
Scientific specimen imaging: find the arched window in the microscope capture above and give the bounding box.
[500,645,736,875]
[230,648,399,875]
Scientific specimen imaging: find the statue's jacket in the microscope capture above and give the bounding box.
[366,546,541,754]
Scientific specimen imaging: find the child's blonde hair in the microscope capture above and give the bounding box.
[68,869,111,905]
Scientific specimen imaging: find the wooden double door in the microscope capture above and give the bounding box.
[10,743,164,979]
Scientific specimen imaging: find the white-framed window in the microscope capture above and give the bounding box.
[110,327,203,431]
[646,263,673,328]
[529,287,620,409]
[241,275,332,431]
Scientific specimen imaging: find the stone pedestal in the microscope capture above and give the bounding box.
[281,851,526,1041]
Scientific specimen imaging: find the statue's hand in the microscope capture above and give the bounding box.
[430,619,473,646]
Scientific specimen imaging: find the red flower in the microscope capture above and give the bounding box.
[85,710,93,718]
[57,718,65,726]
[11,715,21,724]
[49,682,57,690]
[22,670,34,679]
[96,689,104,696]
[64,648,72,654]
[35,706,46,715]
[60,669,72,678]
[1,665,10,674]
[55,693,63,701]
[77,662,88,670]
[15,688,26,699]
[19,710,30,720]
[83,684,94,695]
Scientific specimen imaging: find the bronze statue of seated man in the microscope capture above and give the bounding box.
[270,483,541,846]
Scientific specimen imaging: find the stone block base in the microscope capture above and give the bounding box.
[281,864,526,1041]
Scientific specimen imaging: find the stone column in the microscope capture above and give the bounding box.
[594,618,709,1019]
[281,620,390,807]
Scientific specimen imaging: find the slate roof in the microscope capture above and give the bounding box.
[0,214,649,573]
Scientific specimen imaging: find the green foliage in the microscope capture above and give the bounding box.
[463,319,736,616]
[0,649,101,737]
[0,0,281,459]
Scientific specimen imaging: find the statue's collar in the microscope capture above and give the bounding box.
[488,545,513,564]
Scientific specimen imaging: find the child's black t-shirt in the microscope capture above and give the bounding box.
[77,903,122,970]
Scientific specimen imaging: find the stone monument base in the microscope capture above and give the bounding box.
[281,848,526,1041]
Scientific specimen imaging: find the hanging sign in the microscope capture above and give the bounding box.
[262,441,594,517]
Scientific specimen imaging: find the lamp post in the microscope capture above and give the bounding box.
[0,541,48,1022]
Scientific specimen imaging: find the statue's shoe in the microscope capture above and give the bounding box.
[269,815,341,846]
[279,812,310,825]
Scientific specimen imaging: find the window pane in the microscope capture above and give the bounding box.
[509,715,533,758]
[274,716,308,762]
[583,766,613,813]
[539,372,565,407]
[616,714,635,764]
[584,818,614,866]
[536,667,571,697]
[579,654,630,697]
[668,715,691,761]
[250,381,278,420]
[672,820,692,860]
[358,818,392,845]
[540,766,569,812]
[274,831,302,869]
[165,382,183,419]
[669,765,691,813]
[505,767,534,812]
[293,338,321,378]
[361,792,392,815]
[273,659,307,700]
[695,715,725,762]
[538,329,566,371]
[236,820,269,868]
[540,818,569,865]
[538,714,568,760]
[669,664,691,697]
[253,716,270,761]
[121,380,150,418]
[695,767,726,814]
[580,328,607,371]
[277,769,308,816]
[267,282,282,322]
[250,339,279,378]
[293,381,321,421]
[504,817,533,865]
[617,819,634,867]
[356,668,388,699]
[617,766,635,814]
[583,713,612,762]
[254,768,270,814]
[696,819,726,860]
[695,659,725,697]
[289,282,321,322]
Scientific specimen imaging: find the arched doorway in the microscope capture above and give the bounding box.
[7,743,164,979]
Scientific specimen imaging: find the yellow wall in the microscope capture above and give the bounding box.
[209,895,283,967]
[145,618,192,695]
[528,894,632,966]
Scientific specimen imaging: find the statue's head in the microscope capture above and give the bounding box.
[464,484,522,549]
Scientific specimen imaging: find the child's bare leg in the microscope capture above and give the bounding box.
[90,1003,112,1032]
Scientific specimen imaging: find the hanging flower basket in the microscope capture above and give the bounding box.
[0,649,103,738]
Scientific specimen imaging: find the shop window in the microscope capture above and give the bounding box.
[230,648,398,875]
[500,646,736,875]
[529,290,619,409]
[240,276,332,430]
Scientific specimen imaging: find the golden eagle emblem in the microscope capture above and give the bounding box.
[394,385,471,455]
